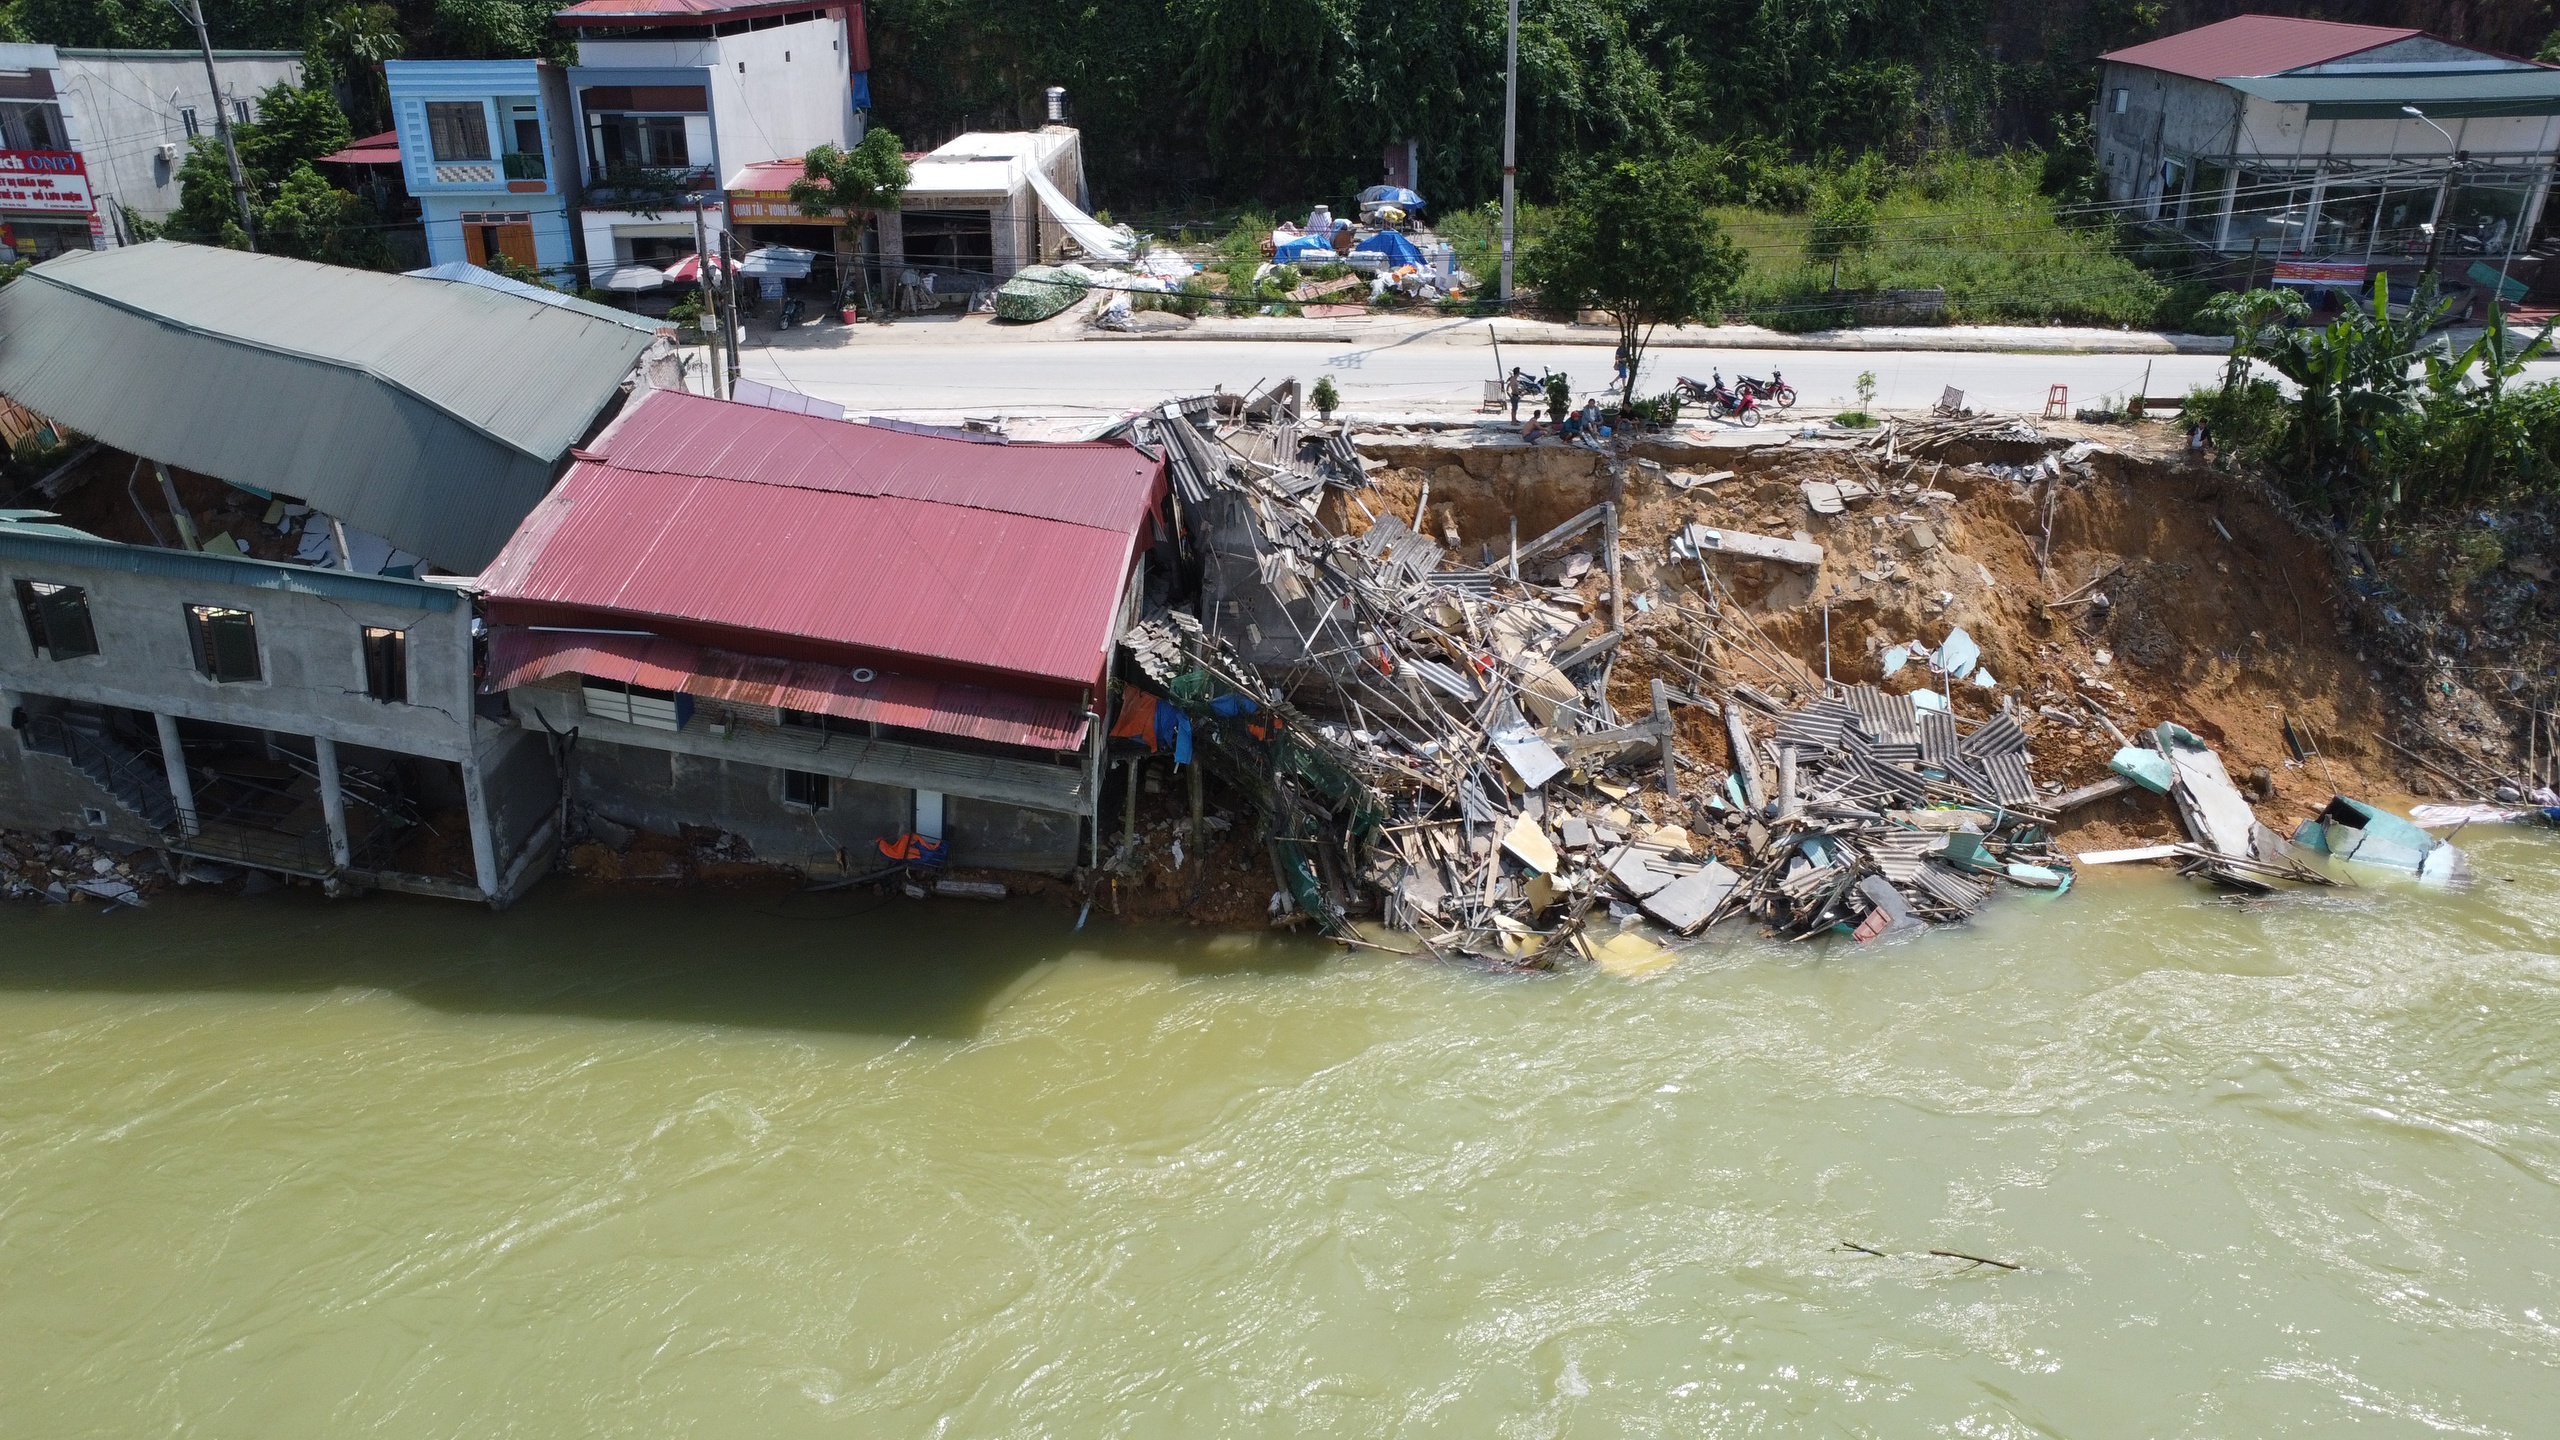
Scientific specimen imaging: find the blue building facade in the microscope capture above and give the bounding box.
[386,59,583,285]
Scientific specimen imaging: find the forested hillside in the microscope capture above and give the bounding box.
[8,0,2554,208]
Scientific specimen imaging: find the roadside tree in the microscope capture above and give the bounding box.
[789,128,912,294]
[1523,150,1746,412]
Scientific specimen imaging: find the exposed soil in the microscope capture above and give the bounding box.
[1346,417,2419,855]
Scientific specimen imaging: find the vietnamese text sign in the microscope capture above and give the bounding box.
[0,151,95,215]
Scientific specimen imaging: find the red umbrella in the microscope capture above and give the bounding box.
[660,252,729,283]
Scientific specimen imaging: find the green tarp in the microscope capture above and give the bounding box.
[995,265,1089,322]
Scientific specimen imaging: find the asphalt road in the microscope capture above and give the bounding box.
[732,328,2240,424]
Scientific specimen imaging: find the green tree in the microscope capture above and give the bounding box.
[788,128,912,218]
[238,79,351,179]
[307,3,403,135]
[258,158,388,265]
[2197,286,2309,392]
[1522,148,1746,410]
[164,80,389,269]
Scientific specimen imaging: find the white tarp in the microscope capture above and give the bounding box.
[1023,167,1132,263]
[730,377,845,420]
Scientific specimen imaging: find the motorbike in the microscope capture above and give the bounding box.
[1737,370,1796,408]
[1675,372,1761,427]
[778,296,808,330]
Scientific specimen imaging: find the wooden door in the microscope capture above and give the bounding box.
[462,221,537,269]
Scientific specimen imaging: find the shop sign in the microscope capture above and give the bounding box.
[728,190,845,225]
[0,150,95,215]
[2271,260,2368,288]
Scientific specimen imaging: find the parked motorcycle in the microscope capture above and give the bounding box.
[1675,372,1761,427]
[1737,370,1797,408]
[778,296,808,330]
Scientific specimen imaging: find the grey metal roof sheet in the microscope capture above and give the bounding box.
[405,261,663,332]
[2229,69,2560,117]
[0,243,652,572]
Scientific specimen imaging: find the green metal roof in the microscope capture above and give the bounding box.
[2228,69,2560,118]
[0,520,461,613]
[0,243,652,574]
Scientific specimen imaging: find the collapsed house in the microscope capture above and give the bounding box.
[1099,388,2079,963]
[0,242,656,902]
[477,389,1166,874]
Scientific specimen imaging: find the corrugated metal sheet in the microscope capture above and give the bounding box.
[481,397,1165,689]
[0,525,460,612]
[2100,16,2416,81]
[0,243,652,572]
[488,628,1087,750]
[597,389,1160,533]
[2227,70,2560,114]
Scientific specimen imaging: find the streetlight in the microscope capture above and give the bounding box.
[2403,105,2466,288]
[1498,0,1518,302]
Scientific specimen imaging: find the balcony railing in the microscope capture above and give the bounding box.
[502,150,547,181]
[583,163,714,214]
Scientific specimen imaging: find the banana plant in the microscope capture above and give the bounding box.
[2257,273,2451,522]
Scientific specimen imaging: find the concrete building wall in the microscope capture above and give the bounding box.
[577,15,851,173]
[0,719,165,844]
[53,49,306,230]
[571,737,910,872]
[2096,64,2240,211]
[0,557,477,762]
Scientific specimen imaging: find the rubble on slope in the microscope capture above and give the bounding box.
[1101,385,2085,965]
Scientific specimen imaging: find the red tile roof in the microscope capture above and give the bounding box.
[479,389,1164,697]
[2101,14,2419,81]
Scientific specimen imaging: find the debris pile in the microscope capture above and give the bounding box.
[1104,386,2079,964]
[0,833,166,908]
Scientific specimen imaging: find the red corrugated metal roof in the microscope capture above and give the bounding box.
[558,0,845,23]
[2101,15,2420,81]
[478,391,1165,691]
[596,389,1160,533]
[487,628,1088,749]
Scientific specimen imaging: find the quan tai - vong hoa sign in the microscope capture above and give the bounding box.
[0,152,96,215]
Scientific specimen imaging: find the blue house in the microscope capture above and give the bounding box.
[386,60,584,285]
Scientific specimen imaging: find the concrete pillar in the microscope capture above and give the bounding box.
[915,789,945,842]
[154,711,198,836]
[460,753,501,900]
[314,735,350,870]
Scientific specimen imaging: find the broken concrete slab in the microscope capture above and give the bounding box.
[1640,860,1740,933]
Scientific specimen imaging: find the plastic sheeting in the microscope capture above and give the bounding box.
[1023,166,1132,262]
[1354,230,1426,270]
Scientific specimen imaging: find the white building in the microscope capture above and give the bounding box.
[553,0,865,280]
[0,43,305,256]
[2096,16,2560,275]
[877,129,1088,284]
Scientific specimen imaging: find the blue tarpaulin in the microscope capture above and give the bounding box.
[1273,234,1336,265]
[1354,230,1426,270]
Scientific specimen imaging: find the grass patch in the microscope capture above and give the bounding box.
[1715,154,2175,331]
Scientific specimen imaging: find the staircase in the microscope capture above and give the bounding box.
[23,707,179,833]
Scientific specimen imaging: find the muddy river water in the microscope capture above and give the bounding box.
[2,832,2556,1436]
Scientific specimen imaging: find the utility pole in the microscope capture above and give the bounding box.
[723,225,743,394]
[692,199,724,397]
[1499,0,1518,303]
[170,0,256,249]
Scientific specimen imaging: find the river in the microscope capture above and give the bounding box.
[2,831,2556,1437]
